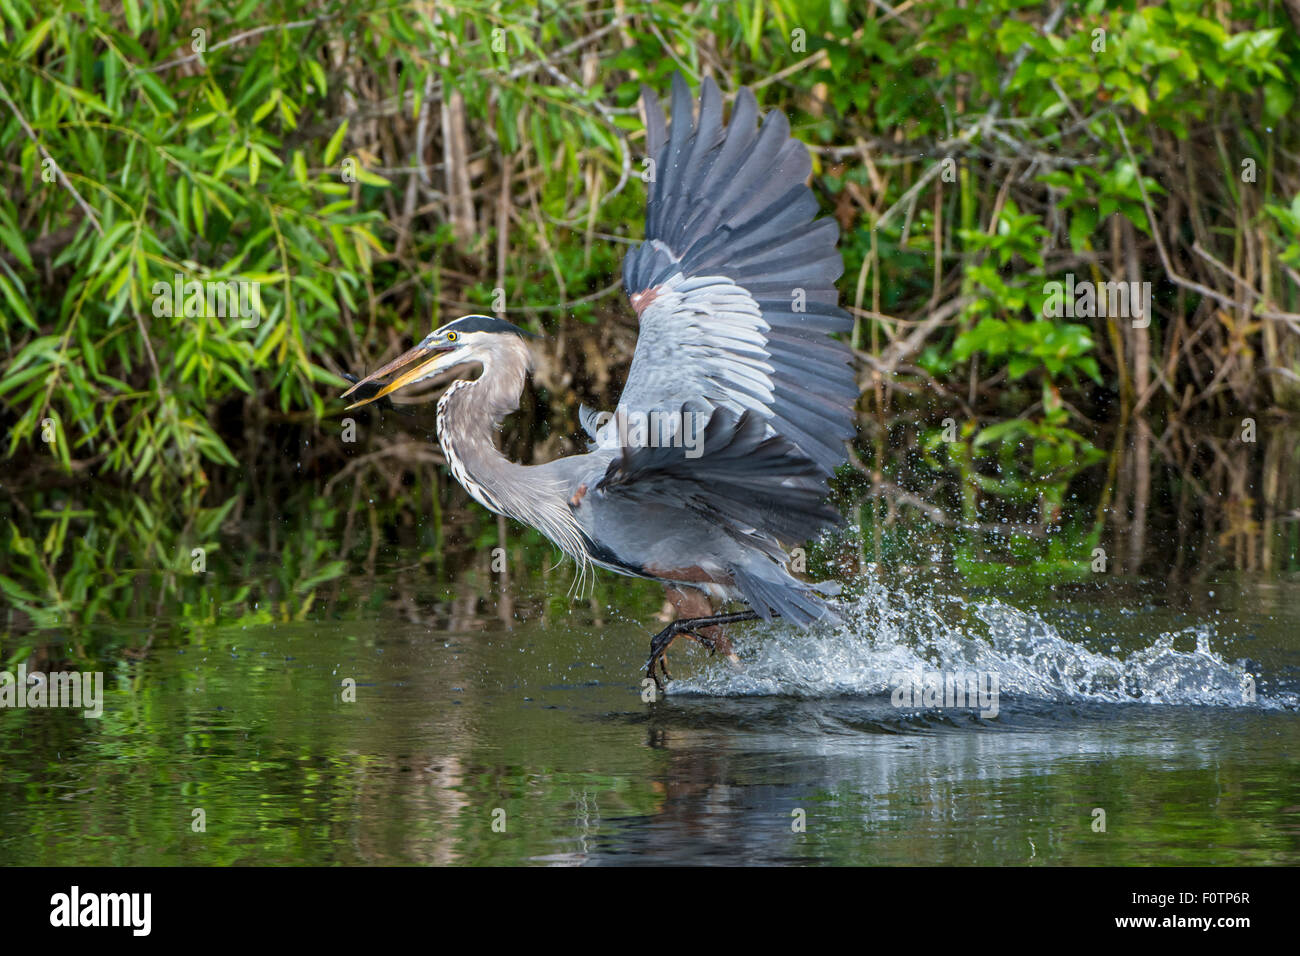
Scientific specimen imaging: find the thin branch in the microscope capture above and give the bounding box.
[1114,115,1250,315]
[0,79,102,235]
[147,18,330,73]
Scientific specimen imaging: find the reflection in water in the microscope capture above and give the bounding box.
[603,694,1297,865]
[1,421,1297,865]
[1,568,1296,866]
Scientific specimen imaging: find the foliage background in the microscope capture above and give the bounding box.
[2,0,1300,632]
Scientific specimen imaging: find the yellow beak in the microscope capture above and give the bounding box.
[341,344,455,410]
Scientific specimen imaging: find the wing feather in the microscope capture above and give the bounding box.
[616,74,855,477]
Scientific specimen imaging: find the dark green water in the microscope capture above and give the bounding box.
[2,565,1297,865]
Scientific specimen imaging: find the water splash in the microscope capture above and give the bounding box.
[670,576,1296,710]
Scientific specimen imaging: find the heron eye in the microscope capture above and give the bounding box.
[446,331,458,342]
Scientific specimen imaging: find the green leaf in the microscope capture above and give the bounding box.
[123,0,141,35]
[14,18,53,59]
[324,120,348,167]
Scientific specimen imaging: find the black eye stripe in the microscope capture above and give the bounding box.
[440,315,538,339]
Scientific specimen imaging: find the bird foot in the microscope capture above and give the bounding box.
[644,622,745,691]
[645,622,681,691]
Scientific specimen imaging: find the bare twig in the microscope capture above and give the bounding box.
[147,18,330,73]
[0,80,102,235]
[749,49,832,90]
[0,79,163,387]
[1114,116,1251,315]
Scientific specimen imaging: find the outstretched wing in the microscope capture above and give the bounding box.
[614,73,857,476]
[595,402,840,553]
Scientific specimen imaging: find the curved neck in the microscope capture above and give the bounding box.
[433,336,588,567]
[435,337,531,515]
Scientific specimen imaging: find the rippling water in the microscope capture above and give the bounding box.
[1,569,1297,865]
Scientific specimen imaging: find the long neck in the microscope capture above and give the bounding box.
[435,339,588,563]
[434,340,530,515]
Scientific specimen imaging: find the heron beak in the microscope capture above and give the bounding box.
[341,344,455,410]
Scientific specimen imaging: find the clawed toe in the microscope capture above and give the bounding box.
[645,624,678,691]
[642,611,763,691]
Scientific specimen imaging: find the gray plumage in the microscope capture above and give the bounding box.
[344,73,856,641]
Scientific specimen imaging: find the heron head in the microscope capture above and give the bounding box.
[342,315,535,410]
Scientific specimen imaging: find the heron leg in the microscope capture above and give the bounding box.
[659,585,734,659]
[649,587,703,684]
[644,610,764,690]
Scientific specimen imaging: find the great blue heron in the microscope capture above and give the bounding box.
[342,74,856,686]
